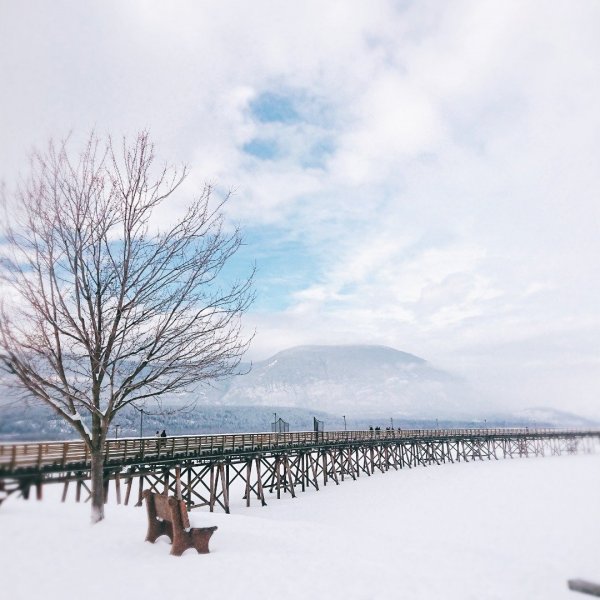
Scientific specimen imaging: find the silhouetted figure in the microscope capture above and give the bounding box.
[369,426,374,432]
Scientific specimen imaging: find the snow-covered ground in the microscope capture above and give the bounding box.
[1,453,599,600]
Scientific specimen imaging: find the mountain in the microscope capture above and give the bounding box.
[211,345,474,418]
[506,407,599,428]
[2,345,597,442]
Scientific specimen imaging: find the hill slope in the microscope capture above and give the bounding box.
[215,344,472,417]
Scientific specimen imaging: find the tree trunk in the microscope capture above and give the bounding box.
[90,448,105,523]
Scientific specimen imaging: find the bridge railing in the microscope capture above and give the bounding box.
[1,427,598,474]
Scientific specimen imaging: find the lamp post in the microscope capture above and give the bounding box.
[390,417,394,429]
[343,415,347,431]
[131,404,145,438]
[115,424,120,440]
[273,412,277,434]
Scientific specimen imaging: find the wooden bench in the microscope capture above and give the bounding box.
[142,490,217,556]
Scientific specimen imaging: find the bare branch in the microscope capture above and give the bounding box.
[0,131,254,522]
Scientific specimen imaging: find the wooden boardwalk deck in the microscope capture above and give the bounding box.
[1,428,598,511]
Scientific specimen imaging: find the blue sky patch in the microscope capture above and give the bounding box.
[301,138,335,169]
[243,138,279,160]
[250,92,300,124]
[223,225,322,312]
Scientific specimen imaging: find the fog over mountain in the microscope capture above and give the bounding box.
[200,344,477,419]
[1,344,597,441]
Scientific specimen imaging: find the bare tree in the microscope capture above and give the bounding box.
[0,132,254,522]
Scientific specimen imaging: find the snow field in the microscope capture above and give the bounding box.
[1,453,599,600]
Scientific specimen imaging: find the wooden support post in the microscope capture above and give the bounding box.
[445,441,454,464]
[187,465,193,507]
[328,451,340,485]
[462,440,469,462]
[347,448,357,479]
[163,468,170,495]
[136,473,144,507]
[124,472,134,506]
[175,466,182,500]
[309,453,320,491]
[245,460,252,507]
[255,457,267,506]
[209,465,216,512]
[390,444,398,470]
[115,472,122,505]
[283,456,296,498]
[492,441,499,460]
[362,447,371,475]
[61,478,69,503]
[384,445,391,471]
[275,457,282,499]
[220,463,230,514]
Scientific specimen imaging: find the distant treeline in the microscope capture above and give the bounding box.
[0,401,564,442]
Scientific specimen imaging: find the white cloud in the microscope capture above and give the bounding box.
[1,0,600,416]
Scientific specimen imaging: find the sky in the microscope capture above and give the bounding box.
[1,0,600,417]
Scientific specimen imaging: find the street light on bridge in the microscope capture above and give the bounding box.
[130,404,146,438]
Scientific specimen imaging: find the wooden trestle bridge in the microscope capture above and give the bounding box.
[1,428,598,512]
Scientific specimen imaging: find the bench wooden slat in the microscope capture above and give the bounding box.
[152,492,190,529]
[142,490,215,555]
